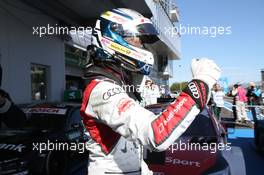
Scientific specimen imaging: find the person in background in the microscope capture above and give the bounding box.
[150,81,160,104]
[228,84,238,121]
[232,83,249,122]
[212,83,225,119]
[0,65,26,129]
[246,82,262,121]
[0,89,26,129]
[141,79,153,106]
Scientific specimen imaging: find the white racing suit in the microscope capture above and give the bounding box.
[80,78,209,175]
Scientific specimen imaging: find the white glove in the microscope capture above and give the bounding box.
[191,58,221,89]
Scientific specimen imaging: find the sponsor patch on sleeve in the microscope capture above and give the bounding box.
[117,98,135,115]
[151,92,196,145]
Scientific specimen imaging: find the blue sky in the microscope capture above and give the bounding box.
[169,0,264,85]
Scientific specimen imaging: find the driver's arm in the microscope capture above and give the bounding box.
[81,59,220,151]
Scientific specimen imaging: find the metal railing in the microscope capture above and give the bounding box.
[158,0,179,22]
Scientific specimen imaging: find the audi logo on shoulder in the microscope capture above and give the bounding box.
[103,87,125,100]
[188,82,199,99]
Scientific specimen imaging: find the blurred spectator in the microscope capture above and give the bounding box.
[141,80,161,106]
[0,89,26,129]
[246,82,262,121]
[212,83,225,119]
[150,82,161,104]
[232,83,249,122]
[228,84,237,121]
[161,86,172,98]
[141,80,152,106]
[0,64,26,128]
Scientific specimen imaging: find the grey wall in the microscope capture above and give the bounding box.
[0,1,65,104]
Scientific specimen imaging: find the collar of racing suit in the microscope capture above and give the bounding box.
[83,64,142,102]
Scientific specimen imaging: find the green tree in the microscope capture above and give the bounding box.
[170,82,188,92]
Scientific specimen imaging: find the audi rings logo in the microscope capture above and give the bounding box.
[188,82,199,99]
[103,87,125,100]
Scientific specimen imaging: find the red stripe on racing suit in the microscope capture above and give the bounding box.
[80,79,209,174]
[151,79,209,149]
[151,92,196,145]
[80,79,121,154]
